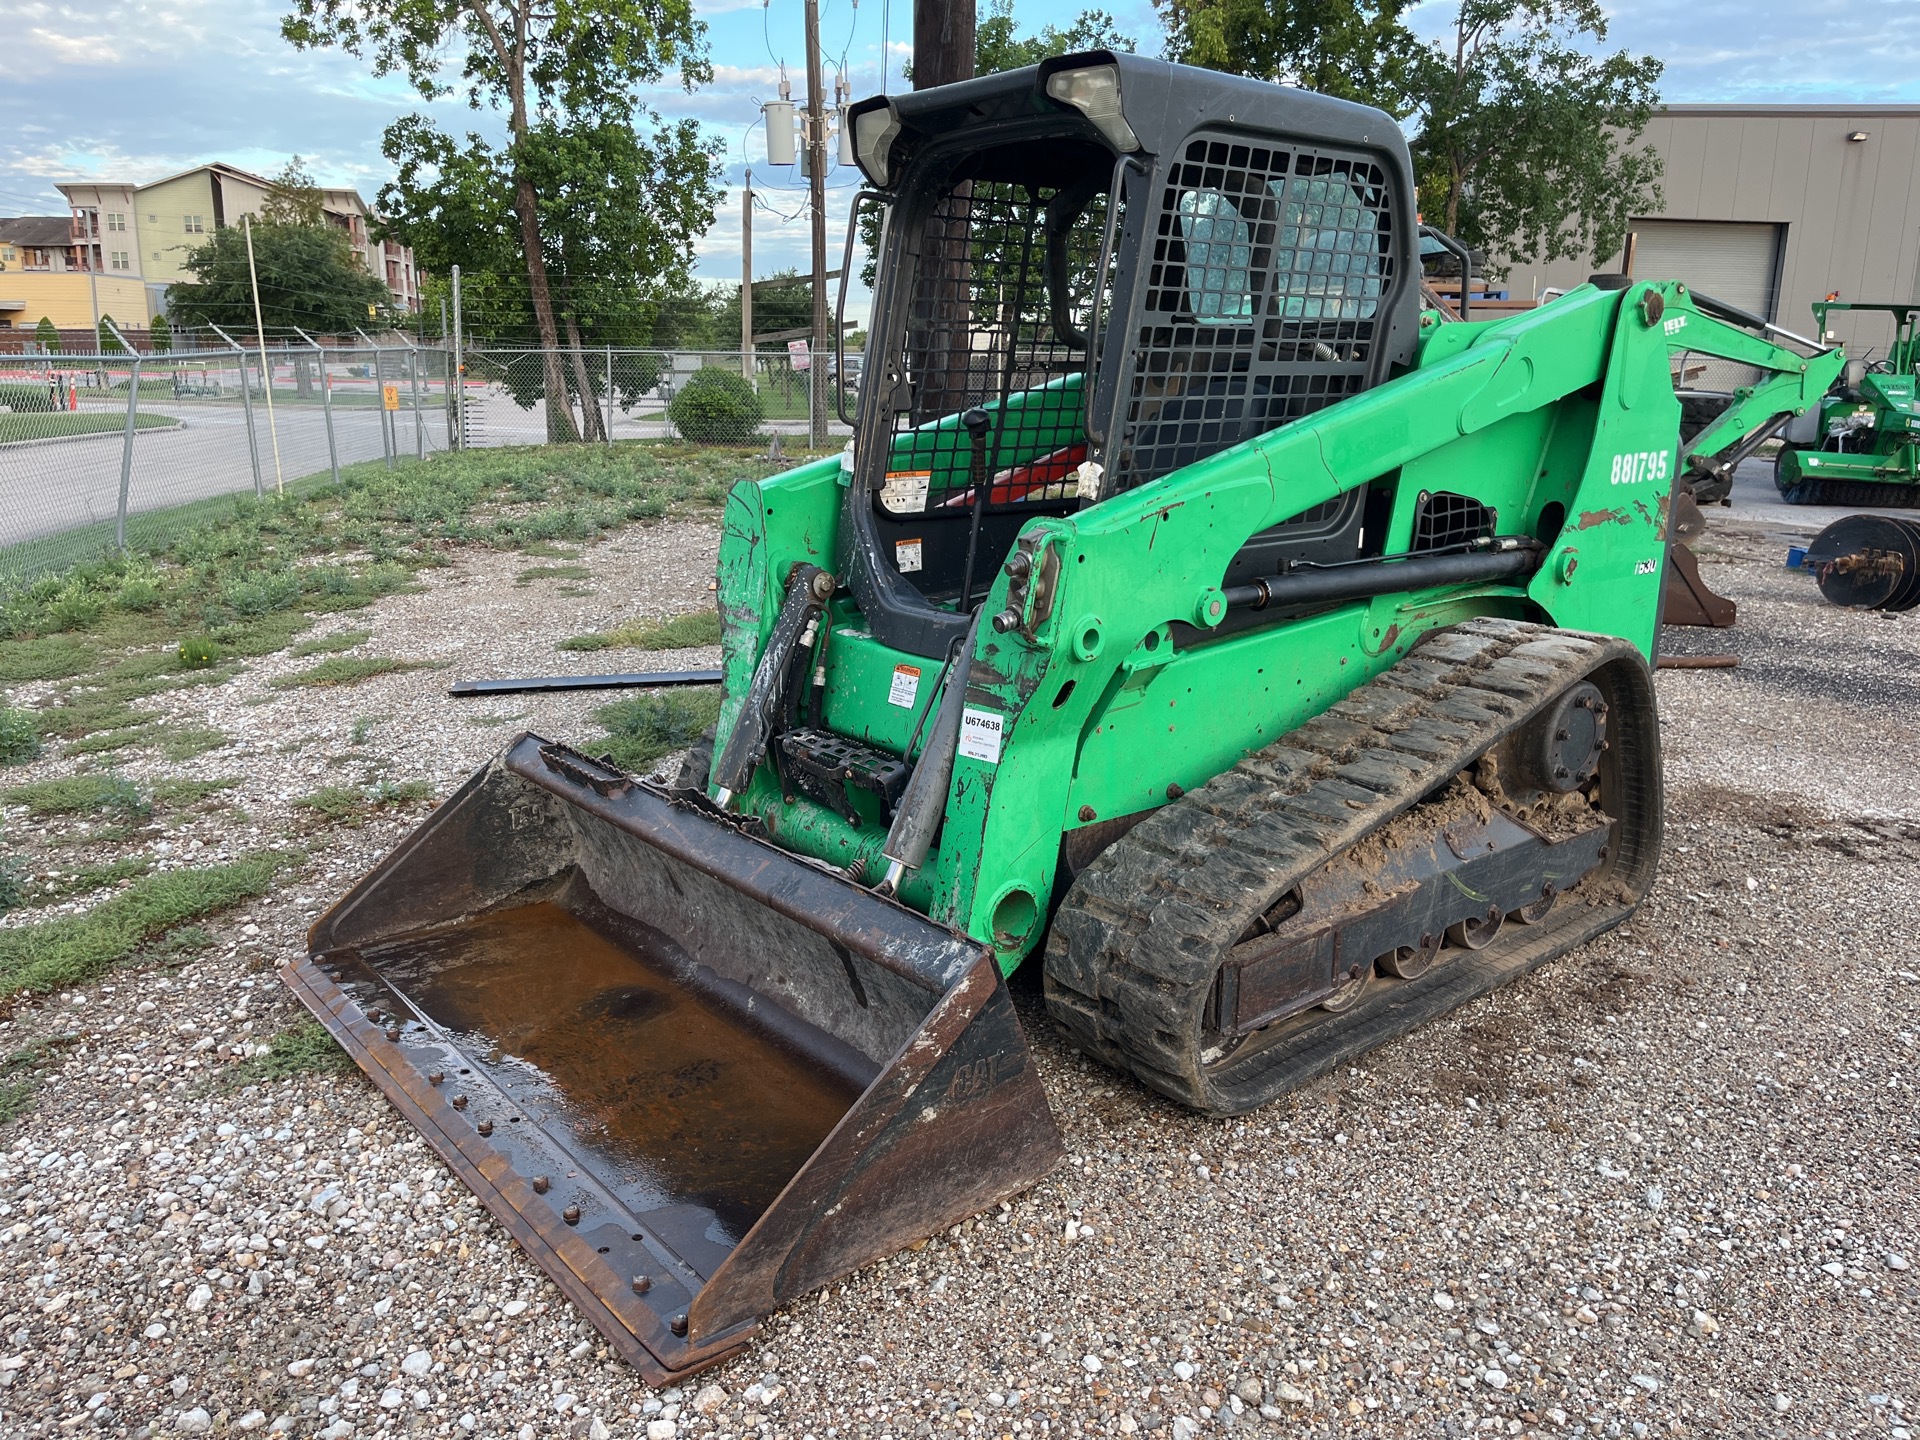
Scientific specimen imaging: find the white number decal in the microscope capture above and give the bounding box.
[1608,450,1672,485]
[1663,315,1688,337]
[1634,558,1658,575]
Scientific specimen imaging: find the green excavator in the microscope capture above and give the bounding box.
[284,54,1842,1379]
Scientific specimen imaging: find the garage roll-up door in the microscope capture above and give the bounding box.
[1631,220,1783,319]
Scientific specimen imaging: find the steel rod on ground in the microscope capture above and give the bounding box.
[447,669,723,697]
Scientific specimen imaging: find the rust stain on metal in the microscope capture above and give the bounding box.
[1572,508,1632,531]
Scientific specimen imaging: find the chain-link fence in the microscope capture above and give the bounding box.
[0,333,860,585]
[451,347,860,449]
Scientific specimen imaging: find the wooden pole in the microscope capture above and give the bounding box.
[804,0,829,449]
[912,0,975,88]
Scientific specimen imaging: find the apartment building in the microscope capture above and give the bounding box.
[0,162,424,331]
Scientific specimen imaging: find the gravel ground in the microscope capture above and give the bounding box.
[2,477,1918,1440]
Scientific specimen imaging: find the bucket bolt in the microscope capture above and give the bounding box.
[670,1314,689,1337]
[427,1072,444,1086]
[451,1094,467,1110]
[477,1120,493,1136]
[532,1176,550,1194]
[385,1026,402,1042]
[630,1275,652,1295]
[563,1205,581,1226]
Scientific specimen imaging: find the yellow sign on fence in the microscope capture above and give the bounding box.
[382,383,400,411]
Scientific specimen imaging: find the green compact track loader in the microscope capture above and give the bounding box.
[1776,299,1920,505]
[285,54,1843,1379]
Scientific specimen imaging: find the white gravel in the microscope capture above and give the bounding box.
[1,498,1916,1439]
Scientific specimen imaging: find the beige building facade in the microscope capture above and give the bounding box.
[1504,104,1920,357]
[0,163,422,332]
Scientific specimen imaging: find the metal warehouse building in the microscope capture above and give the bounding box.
[1505,104,1920,353]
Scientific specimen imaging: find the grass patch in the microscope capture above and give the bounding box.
[517,541,580,559]
[589,689,721,772]
[231,1019,352,1083]
[151,777,238,808]
[158,727,229,761]
[0,706,40,765]
[0,634,99,684]
[465,711,528,727]
[292,779,432,824]
[1,773,147,817]
[0,853,285,1003]
[64,723,166,757]
[271,655,426,689]
[290,629,371,657]
[560,609,722,653]
[0,412,178,444]
[8,857,153,909]
[516,564,592,586]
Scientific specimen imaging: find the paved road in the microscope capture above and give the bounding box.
[0,400,441,552]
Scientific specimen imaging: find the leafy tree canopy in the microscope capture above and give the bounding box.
[166,220,392,334]
[263,156,328,227]
[1159,0,1662,269]
[977,2,1135,72]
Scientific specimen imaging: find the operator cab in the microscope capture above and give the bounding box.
[839,54,1424,660]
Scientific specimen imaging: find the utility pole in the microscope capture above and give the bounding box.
[243,214,285,494]
[741,169,754,385]
[450,264,465,450]
[804,0,829,449]
[913,0,975,89]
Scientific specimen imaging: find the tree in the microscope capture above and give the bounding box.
[151,314,173,353]
[1160,0,1662,271]
[1157,0,1418,109]
[263,157,327,226]
[283,0,711,441]
[34,317,58,354]
[97,315,124,353]
[166,221,391,334]
[379,113,722,436]
[977,2,1135,73]
[1409,0,1662,269]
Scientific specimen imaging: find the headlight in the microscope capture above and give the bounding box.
[1044,64,1139,152]
[853,105,903,187]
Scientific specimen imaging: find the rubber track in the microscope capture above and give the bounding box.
[1042,617,1660,1116]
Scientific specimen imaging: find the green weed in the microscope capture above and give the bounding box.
[151,777,238,808]
[348,715,377,745]
[291,630,371,658]
[0,707,40,765]
[1,774,147,817]
[590,689,721,772]
[177,636,220,669]
[0,853,285,1002]
[271,655,426,689]
[231,1019,352,1083]
[158,727,229,761]
[0,860,22,913]
[516,564,592,586]
[6,858,152,909]
[560,609,722,653]
[292,778,432,824]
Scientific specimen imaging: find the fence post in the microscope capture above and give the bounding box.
[110,321,142,551]
[605,345,615,446]
[450,265,465,450]
[361,329,395,470]
[409,340,425,459]
[210,323,264,498]
[296,327,341,485]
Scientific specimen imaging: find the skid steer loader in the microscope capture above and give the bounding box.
[285,54,1842,1379]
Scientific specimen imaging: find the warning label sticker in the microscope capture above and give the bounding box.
[895,537,924,573]
[881,470,931,514]
[959,708,1004,765]
[887,664,922,709]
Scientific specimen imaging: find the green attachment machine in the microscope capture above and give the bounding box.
[287,54,1843,1380]
[1776,300,1920,505]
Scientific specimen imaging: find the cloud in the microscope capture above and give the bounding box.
[24,29,122,65]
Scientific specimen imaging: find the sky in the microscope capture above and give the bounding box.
[2,0,1918,311]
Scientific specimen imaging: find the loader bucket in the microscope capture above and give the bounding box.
[283,734,1063,1381]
